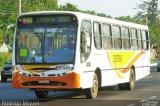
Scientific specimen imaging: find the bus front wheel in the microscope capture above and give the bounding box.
[85,73,99,99]
[35,90,48,99]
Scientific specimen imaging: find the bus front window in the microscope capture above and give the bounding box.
[16,15,78,64]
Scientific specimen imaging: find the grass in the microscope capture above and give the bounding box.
[0,52,12,70]
[151,58,159,64]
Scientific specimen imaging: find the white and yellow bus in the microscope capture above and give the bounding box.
[12,11,150,99]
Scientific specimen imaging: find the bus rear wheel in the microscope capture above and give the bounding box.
[85,73,99,99]
[118,68,135,90]
[35,90,48,99]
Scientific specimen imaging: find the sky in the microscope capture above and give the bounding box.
[58,0,142,18]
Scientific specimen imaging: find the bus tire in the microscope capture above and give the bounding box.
[35,90,48,99]
[118,83,126,90]
[118,68,135,90]
[85,73,99,99]
[126,68,135,90]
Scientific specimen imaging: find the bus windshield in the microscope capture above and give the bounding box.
[16,14,78,64]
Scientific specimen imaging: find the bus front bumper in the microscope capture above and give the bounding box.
[12,72,80,89]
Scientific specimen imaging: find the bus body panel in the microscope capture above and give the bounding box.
[79,50,150,88]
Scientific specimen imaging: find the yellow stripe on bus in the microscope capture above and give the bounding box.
[107,51,144,78]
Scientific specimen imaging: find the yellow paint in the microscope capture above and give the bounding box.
[109,52,136,67]
[21,65,54,74]
[107,51,144,78]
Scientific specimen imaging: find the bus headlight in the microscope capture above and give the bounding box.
[12,66,15,71]
[68,70,73,74]
[19,71,23,75]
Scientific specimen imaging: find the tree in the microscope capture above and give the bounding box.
[22,0,58,12]
[84,10,112,18]
[136,0,159,25]
[0,0,18,44]
[0,0,58,44]
[58,3,80,11]
[149,22,160,53]
[83,10,96,15]
[135,0,160,54]
[57,3,112,18]
[116,16,144,24]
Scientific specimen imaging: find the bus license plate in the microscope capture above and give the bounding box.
[38,80,49,84]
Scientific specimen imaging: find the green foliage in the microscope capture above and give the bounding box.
[0,0,17,44]
[149,23,160,53]
[82,10,111,18]
[151,58,157,63]
[136,0,159,25]
[0,52,12,70]
[0,0,58,44]
[58,3,80,11]
[136,0,160,54]
[57,3,111,18]
[116,16,145,24]
[22,0,58,12]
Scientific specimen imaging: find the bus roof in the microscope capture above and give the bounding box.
[19,11,148,30]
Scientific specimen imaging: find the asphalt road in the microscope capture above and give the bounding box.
[0,66,160,106]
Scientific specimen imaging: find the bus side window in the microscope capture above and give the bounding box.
[130,28,138,50]
[102,24,112,50]
[137,29,143,50]
[80,20,92,63]
[112,25,122,50]
[121,27,130,50]
[142,30,149,50]
[94,22,102,49]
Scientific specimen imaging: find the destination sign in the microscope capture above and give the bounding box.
[36,16,72,24]
[18,15,75,25]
